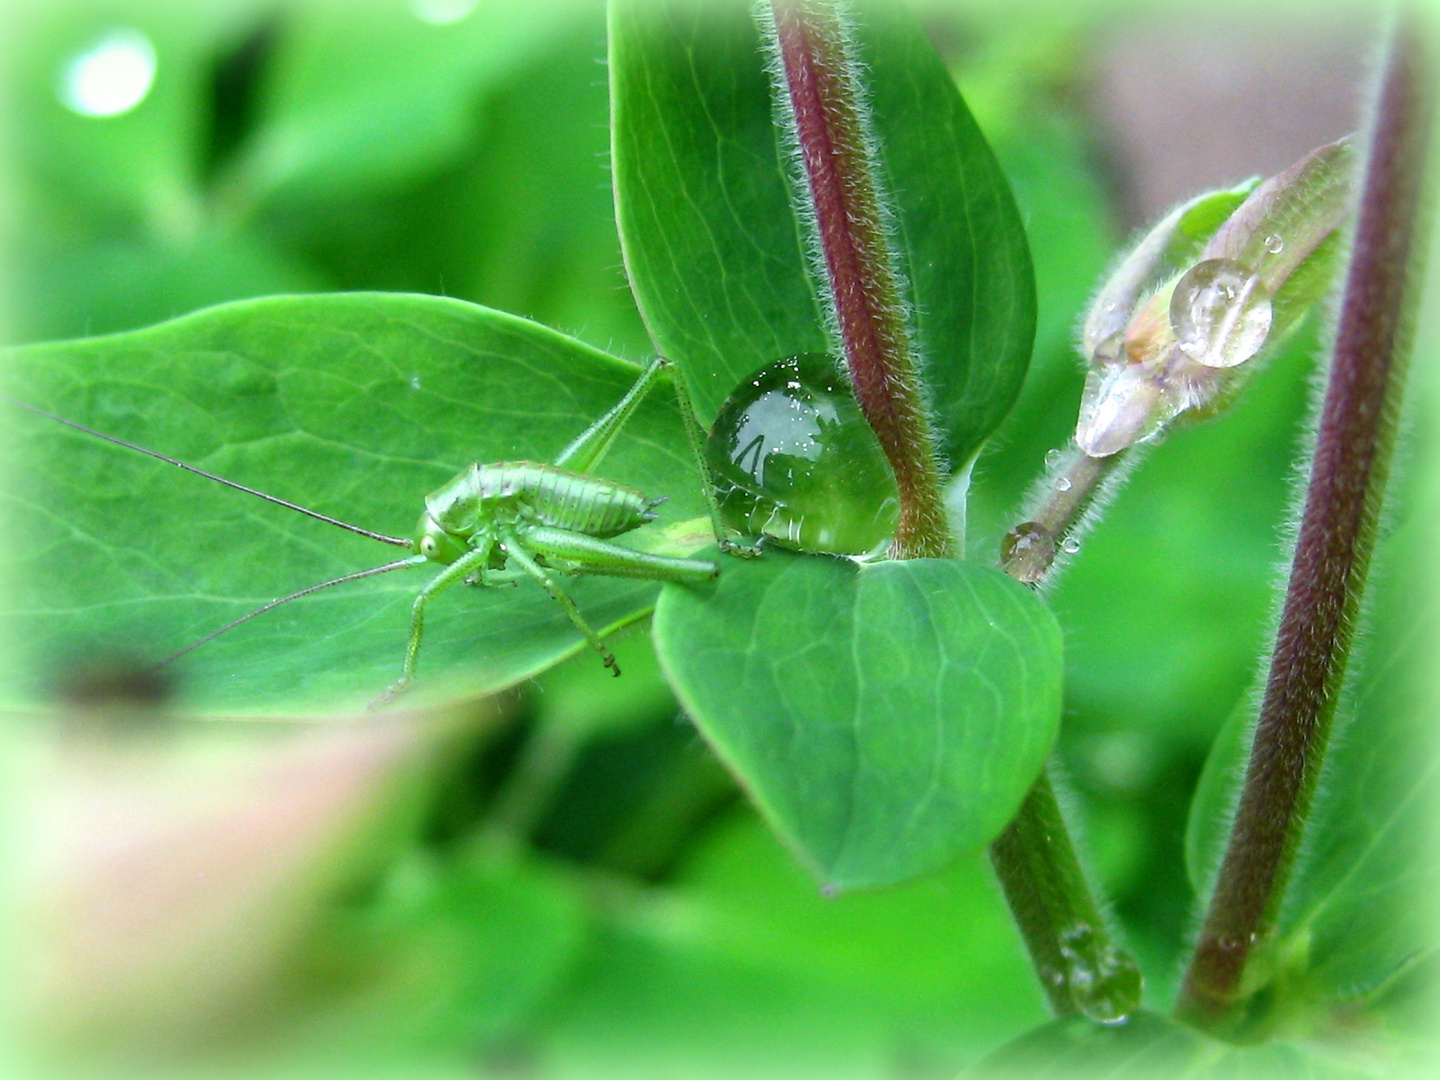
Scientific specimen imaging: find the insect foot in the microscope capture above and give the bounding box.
[719,535,766,559]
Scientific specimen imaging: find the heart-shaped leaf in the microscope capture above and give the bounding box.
[0,294,707,718]
[653,549,1062,890]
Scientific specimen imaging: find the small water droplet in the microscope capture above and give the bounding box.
[58,29,157,118]
[409,375,422,390]
[1044,448,1064,468]
[1060,536,1081,554]
[1001,522,1055,583]
[1170,258,1273,368]
[1054,476,1072,492]
[1264,234,1285,254]
[707,354,897,555]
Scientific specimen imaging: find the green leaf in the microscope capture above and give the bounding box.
[652,549,1062,890]
[0,294,707,718]
[970,1012,1379,1079]
[609,0,1034,465]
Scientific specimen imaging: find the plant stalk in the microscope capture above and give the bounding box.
[768,0,949,559]
[988,443,1142,1023]
[1176,15,1434,1028]
[769,0,1135,1020]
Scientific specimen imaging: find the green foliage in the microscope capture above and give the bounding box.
[2,0,1433,1075]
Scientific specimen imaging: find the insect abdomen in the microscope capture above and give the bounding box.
[478,463,659,538]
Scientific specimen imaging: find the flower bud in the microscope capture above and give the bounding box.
[1075,138,1355,458]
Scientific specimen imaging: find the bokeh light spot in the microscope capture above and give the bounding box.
[58,29,157,118]
[411,0,478,26]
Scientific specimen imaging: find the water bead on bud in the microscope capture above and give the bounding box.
[1170,258,1273,368]
[1075,363,1168,458]
[1073,138,1353,457]
[706,354,898,555]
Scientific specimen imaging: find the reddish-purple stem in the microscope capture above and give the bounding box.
[770,0,948,559]
[1178,18,1433,1025]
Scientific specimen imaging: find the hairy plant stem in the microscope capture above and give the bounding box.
[768,0,949,559]
[1176,17,1434,1030]
[767,0,1137,1018]
[989,444,1143,1022]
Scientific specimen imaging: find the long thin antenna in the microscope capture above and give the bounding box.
[3,395,415,549]
[154,555,428,669]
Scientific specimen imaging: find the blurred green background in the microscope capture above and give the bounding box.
[1,0,1409,1075]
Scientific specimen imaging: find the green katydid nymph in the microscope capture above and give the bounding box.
[4,357,733,705]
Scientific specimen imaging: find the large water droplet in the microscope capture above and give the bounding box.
[706,354,898,555]
[1263,234,1285,254]
[58,29,157,118]
[1170,258,1273,369]
[1044,448,1064,468]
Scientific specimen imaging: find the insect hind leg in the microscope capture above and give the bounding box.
[500,531,621,677]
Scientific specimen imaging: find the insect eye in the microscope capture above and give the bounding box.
[422,537,436,555]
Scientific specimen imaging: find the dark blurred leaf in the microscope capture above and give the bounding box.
[228,0,568,206]
[5,2,242,228]
[654,548,1062,889]
[609,0,1035,467]
[1,294,706,716]
[14,230,325,343]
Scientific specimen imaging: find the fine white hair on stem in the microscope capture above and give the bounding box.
[753,0,944,470]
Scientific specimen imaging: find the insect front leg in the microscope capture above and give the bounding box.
[374,545,494,707]
[498,528,623,677]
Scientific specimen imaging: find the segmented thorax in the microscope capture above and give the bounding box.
[425,462,660,541]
